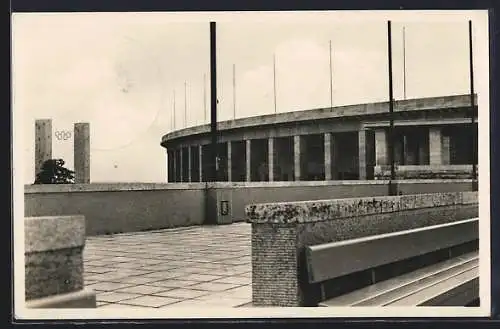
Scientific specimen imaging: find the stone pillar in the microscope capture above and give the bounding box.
[402,135,408,165]
[418,141,427,165]
[332,135,338,180]
[188,146,192,182]
[173,150,178,182]
[198,145,203,182]
[268,138,275,182]
[227,141,233,182]
[294,135,302,181]
[35,119,52,177]
[74,123,90,183]
[442,135,451,165]
[166,151,171,182]
[168,150,174,183]
[358,129,367,180]
[429,128,442,165]
[180,147,184,183]
[375,129,388,166]
[246,140,252,182]
[324,133,333,180]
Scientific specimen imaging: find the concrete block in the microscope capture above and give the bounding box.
[25,247,84,300]
[25,215,86,253]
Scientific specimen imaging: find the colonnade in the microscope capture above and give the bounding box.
[167,125,472,183]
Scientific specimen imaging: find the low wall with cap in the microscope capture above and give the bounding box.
[24,215,96,308]
[25,180,474,235]
[245,191,479,307]
[24,183,207,236]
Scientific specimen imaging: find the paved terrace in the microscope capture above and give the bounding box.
[83,223,251,309]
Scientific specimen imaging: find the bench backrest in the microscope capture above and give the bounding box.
[305,217,479,284]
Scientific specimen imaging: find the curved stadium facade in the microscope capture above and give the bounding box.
[161,94,478,183]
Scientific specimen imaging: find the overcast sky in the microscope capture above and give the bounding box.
[12,11,489,184]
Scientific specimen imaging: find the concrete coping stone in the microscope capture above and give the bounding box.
[24,183,207,194]
[25,215,86,253]
[24,179,475,193]
[245,192,478,224]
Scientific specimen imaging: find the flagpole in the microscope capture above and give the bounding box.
[184,82,187,127]
[387,20,396,196]
[173,89,176,130]
[403,26,407,100]
[329,40,333,109]
[203,73,207,123]
[209,22,218,183]
[469,20,477,191]
[273,53,277,114]
[233,63,236,119]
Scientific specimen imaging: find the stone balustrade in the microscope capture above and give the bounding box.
[25,215,96,308]
[245,191,478,307]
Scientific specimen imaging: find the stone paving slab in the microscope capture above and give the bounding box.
[83,223,252,308]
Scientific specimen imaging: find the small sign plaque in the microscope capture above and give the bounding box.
[220,200,230,216]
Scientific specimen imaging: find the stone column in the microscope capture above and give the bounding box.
[74,123,90,183]
[198,145,203,182]
[179,147,184,182]
[227,141,233,182]
[246,140,252,182]
[375,129,388,166]
[358,129,367,180]
[188,146,192,182]
[173,150,178,182]
[166,151,170,182]
[429,128,442,165]
[324,133,333,180]
[35,119,52,177]
[418,141,427,165]
[332,135,338,180]
[293,135,302,181]
[402,135,408,165]
[268,138,275,182]
[168,150,174,183]
[442,135,451,165]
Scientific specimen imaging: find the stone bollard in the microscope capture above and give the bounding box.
[25,215,96,308]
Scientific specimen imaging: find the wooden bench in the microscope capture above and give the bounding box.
[305,217,479,307]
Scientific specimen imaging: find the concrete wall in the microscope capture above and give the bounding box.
[25,180,474,236]
[24,183,206,236]
[207,179,474,223]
